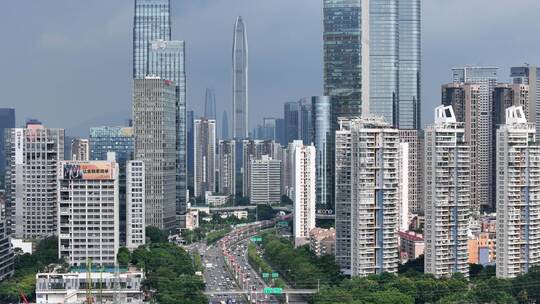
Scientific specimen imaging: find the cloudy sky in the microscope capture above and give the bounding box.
[1,0,539,136]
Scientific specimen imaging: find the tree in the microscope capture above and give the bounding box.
[146,226,168,243]
[256,204,275,221]
[117,247,130,267]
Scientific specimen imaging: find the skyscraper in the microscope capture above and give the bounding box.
[205,88,217,120]
[293,144,316,247]
[58,160,119,267]
[0,218,14,281]
[5,122,64,238]
[148,39,187,214]
[194,118,216,198]
[284,101,300,144]
[299,99,313,144]
[424,105,470,278]
[442,83,483,213]
[133,78,177,230]
[323,0,421,128]
[311,96,334,210]
[335,116,400,276]
[218,140,235,197]
[0,109,15,189]
[323,0,361,118]
[510,65,540,137]
[452,66,498,210]
[133,0,171,79]
[398,0,422,129]
[187,110,195,191]
[496,106,540,279]
[232,16,249,139]
[222,110,230,140]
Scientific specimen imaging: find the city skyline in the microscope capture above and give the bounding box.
[1,1,539,136]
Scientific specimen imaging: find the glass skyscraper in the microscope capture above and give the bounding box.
[323,0,421,129]
[133,0,171,79]
[323,0,362,118]
[232,16,249,139]
[311,96,334,210]
[148,40,187,213]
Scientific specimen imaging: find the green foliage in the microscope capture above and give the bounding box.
[145,226,169,243]
[206,227,232,245]
[131,243,206,303]
[193,252,204,273]
[117,247,130,267]
[0,237,59,302]
[259,233,343,289]
[256,204,275,221]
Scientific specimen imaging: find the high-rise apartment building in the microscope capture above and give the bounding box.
[334,119,353,273]
[126,160,146,251]
[148,39,187,214]
[452,66,498,210]
[293,144,316,247]
[496,106,540,279]
[398,130,424,214]
[511,65,540,137]
[250,155,281,205]
[58,161,119,267]
[397,143,409,232]
[311,96,334,210]
[323,0,421,128]
[133,78,177,230]
[282,141,304,198]
[0,108,15,189]
[442,83,482,213]
[424,105,470,278]
[90,126,134,245]
[4,122,64,238]
[218,140,236,197]
[133,0,171,79]
[194,118,216,198]
[233,16,249,139]
[71,138,89,161]
[339,116,400,276]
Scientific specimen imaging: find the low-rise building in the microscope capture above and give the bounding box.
[309,227,335,257]
[398,231,425,262]
[35,268,144,304]
[468,232,496,266]
[205,192,230,207]
[10,238,33,254]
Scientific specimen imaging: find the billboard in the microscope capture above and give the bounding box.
[62,163,114,180]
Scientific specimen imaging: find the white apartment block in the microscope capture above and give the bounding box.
[250,155,281,204]
[424,105,470,278]
[496,106,540,278]
[4,122,64,239]
[398,142,409,232]
[58,161,119,267]
[126,160,145,251]
[293,144,316,247]
[335,116,400,277]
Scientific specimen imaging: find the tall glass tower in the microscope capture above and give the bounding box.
[323,0,421,129]
[148,39,187,214]
[232,16,249,139]
[205,88,217,120]
[133,0,171,79]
